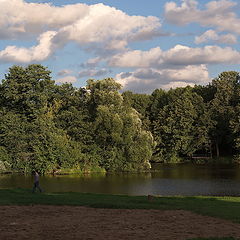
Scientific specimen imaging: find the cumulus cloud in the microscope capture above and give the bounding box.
[161,81,195,90]
[1,0,240,93]
[0,0,89,39]
[56,75,77,83]
[57,69,72,76]
[163,44,240,65]
[80,57,101,68]
[164,0,240,34]
[110,44,240,68]
[109,47,162,68]
[0,0,162,62]
[52,3,161,53]
[162,65,210,83]
[78,68,110,78]
[115,65,210,93]
[195,30,237,44]
[0,31,57,63]
[0,0,161,43]
[110,42,240,92]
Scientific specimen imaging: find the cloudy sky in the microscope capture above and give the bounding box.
[0,0,240,93]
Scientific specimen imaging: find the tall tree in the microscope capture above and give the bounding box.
[153,87,212,162]
[0,64,55,119]
[210,71,240,157]
[86,78,154,171]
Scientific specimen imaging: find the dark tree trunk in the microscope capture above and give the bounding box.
[216,142,220,158]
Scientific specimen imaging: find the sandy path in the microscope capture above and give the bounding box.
[0,205,240,240]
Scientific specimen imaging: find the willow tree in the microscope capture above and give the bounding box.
[86,78,154,171]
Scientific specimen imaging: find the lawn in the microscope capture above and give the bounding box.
[1,188,240,224]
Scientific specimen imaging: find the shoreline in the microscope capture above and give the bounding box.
[0,158,238,176]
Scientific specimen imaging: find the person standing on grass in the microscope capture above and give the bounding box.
[32,171,42,193]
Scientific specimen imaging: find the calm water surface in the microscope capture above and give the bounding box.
[1,163,240,196]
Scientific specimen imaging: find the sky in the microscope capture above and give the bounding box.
[0,0,240,93]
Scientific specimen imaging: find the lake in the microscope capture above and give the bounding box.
[1,163,240,196]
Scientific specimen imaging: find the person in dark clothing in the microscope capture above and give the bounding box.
[32,171,42,193]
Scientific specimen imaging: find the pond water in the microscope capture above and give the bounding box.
[1,163,240,196]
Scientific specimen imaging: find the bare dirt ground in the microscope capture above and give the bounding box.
[0,206,240,240]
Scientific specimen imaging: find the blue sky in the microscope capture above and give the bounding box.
[0,0,240,93]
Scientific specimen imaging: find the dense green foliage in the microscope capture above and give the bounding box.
[0,65,154,173]
[0,65,239,172]
[123,71,240,163]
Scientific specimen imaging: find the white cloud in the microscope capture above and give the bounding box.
[80,57,101,68]
[110,44,240,68]
[161,81,195,90]
[0,0,89,38]
[57,69,72,76]
[217,34,238,44]
[0,31,57,63]
[109,42,240,92]
[78,68,110,78]
[0,0,162,61]
[162,65,210,83]
[115,65,210,93]
[0,0,161,43]
[163,44,240,65]
[165,0,240,34]
[195,30,237,44]
[1,0,239,93]
[52,3,161,53]
[56,75,77,83]
[109,47,162,68]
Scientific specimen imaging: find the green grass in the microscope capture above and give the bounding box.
[1,188,240,224]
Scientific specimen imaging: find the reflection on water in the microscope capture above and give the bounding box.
[1,163,240,196]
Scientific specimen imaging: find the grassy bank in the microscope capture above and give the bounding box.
[1,188,240,223]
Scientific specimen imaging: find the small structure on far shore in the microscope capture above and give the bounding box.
[191,153,212,159]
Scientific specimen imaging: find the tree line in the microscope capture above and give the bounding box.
[0,65,239,173]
